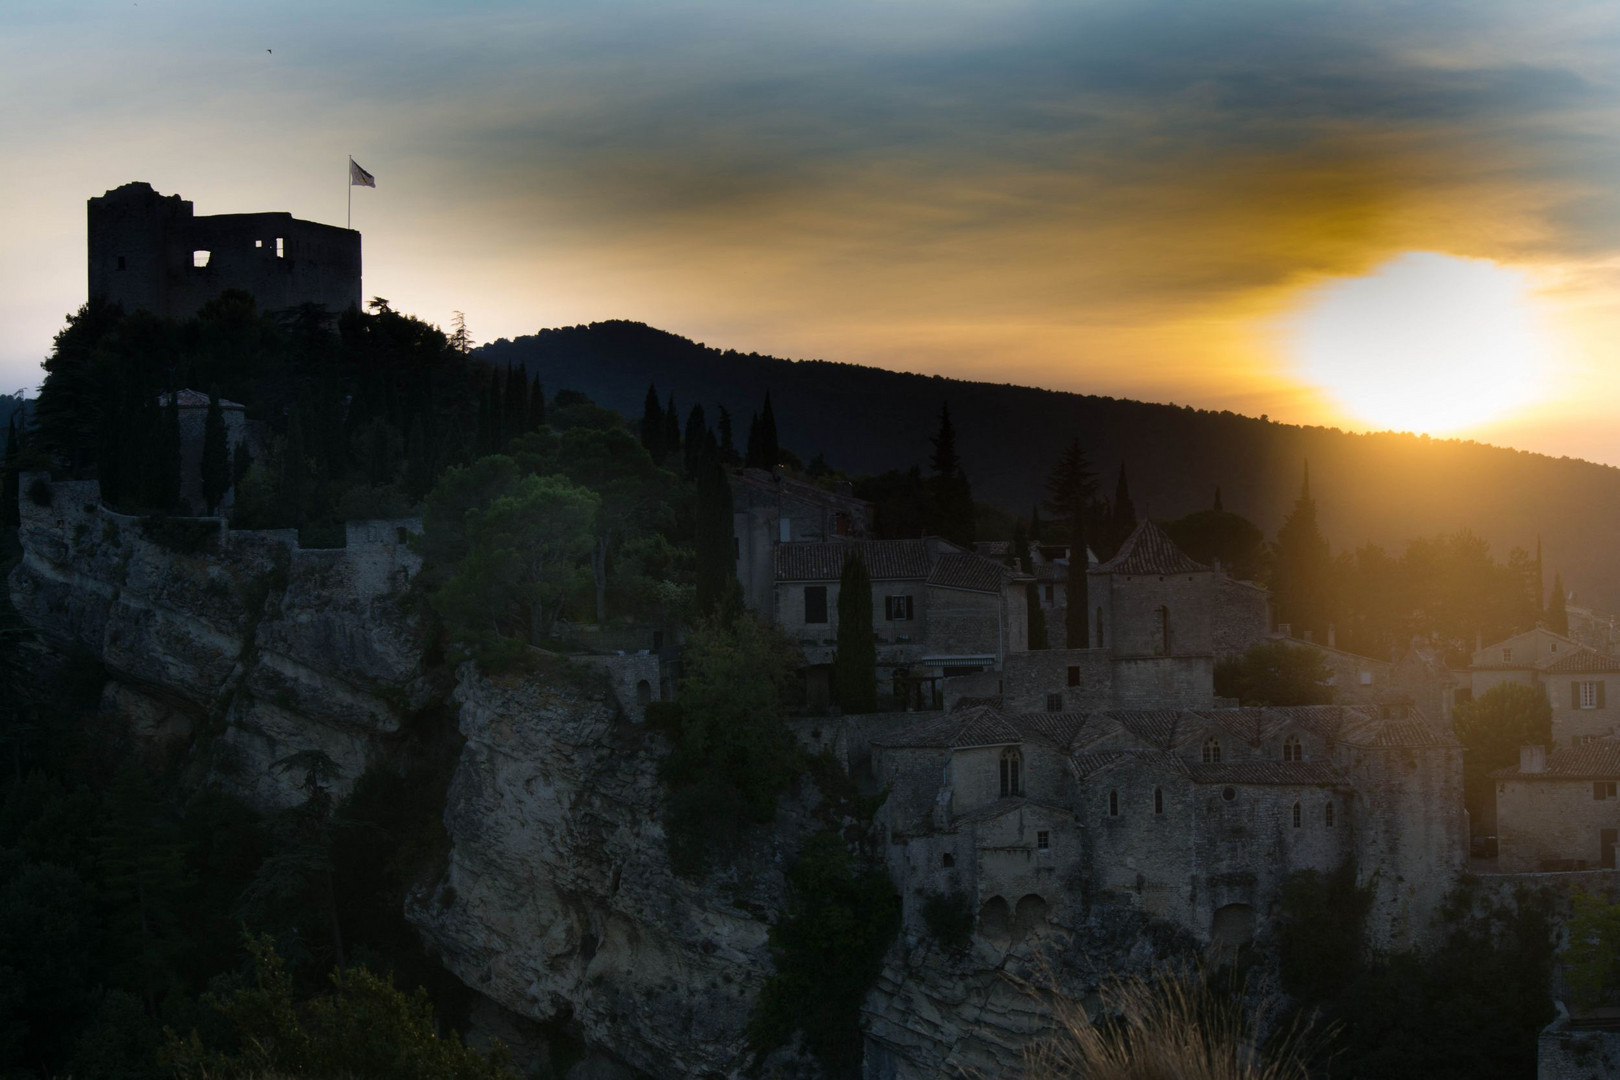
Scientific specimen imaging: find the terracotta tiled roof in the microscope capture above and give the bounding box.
[1540,648,1620,674]
[1090,520,1208,576]
[870,705,1023,749]
[1007,711,1090,749]
[952,796,1074,825]
[1070,750,1135,780]
[1186,761,1345,786]
[928,552,1021,593]
[1492,742,1620,780]
[1108,710,1187,750]
[774,539,930,581]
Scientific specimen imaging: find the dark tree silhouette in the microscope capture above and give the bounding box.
[1272,462,1333,640]
[694,445,737,617]
[683,403,708,479]
[200,391,229,515]
[1547,571,1569,636]
[925,403,974,548]
[1044,439,1096,647]
[832,551,877,712]
[638,383,664,459]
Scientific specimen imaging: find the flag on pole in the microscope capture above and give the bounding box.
[349,158,376,188]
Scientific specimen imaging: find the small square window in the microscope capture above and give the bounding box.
[255,239,264,248]
[942,853,954,868]
[1502,647,1513,662]
[1036,831,1049,850]
[1358,671,1373,686]
[1067,665,1080,687]
[193,250,211,268]
[1045,692,1063,712]
[886,595,914,621]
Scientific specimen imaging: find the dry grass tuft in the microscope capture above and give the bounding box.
[1023,972,1327,1080]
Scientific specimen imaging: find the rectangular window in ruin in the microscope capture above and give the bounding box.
[804,586,828,624]
[1037,831,1049,850]
[1067,665,1080,687]
[193,250,211,267]
[275,237,285,257]
[255,239,263,247]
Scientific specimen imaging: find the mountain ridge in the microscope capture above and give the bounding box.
[478,320,1620,611]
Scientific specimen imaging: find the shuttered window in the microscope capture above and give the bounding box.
[1574,681,1606,709]
[884,595,914,621]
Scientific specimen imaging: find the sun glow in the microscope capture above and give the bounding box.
[1285,252,1554,435]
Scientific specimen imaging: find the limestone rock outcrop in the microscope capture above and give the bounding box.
[408,665,803,1079]
[7,477,430,807]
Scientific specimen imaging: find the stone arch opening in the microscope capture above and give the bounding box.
[1014,894,1050,938]
[635,679,652,707]
[1210,903,1256,950]
[978,895,1012,943]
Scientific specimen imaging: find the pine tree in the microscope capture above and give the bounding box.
[683,404,708,480]
[200,391,230,515]
[1272,462,1334,640]
[925,402,975,548]
[1547,572,1570,636]
[505,364,527,436]
[693,444,737,617]
[717,406,738,465]
[1044,439,1096,647]
[1027,583,1049,650]
[831,551,877,712]
[639,384,664,459]
[449,310,473,354]
[664,393,682,459]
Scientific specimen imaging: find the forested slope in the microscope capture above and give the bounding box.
[481,321,1620,609]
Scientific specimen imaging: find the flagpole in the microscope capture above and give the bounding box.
[347,156,352,230]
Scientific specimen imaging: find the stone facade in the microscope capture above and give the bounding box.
[771,537,1030,707]
[167,388,249,515]
[89,182,361,320]
[1494,743,1620,872]
[870,701,1464,951]
[731,467,872,614]
[1468,631,1620,747]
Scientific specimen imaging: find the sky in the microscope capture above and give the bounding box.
[3,1,1618,461]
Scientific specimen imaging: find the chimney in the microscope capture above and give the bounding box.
[1303,629,1314,644]
[1278,622,1292,638]
[1327,624,1336,649]
[1520,745,1546,774]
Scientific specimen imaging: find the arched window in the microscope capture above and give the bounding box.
[1154,787,1164,814]
[942,852,955,868]
[1325,802,1335,827]
[1000,749,1022,797]
[635,679,652,707]
[1109,789,1119,817]
[1282,733,1302,762]
[1292,802,1302,828]
[1202,737,1221,764]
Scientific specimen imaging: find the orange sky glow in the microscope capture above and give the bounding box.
[3,1,1617,462]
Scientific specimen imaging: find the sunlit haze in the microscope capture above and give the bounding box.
[3,1,1619,460]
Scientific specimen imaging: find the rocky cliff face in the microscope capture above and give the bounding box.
[7,477,432,808]
[408,665,814,1079]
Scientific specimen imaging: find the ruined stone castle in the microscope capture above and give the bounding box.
[89,181,361,319]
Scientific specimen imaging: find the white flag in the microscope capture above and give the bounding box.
[349,158,376,188]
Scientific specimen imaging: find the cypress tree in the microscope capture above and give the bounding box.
[2,416,18,528]
[1109,464,1137,556]
[759,392,779,469]
[1044,438,1096,648]
[717,405,738,465]
[664,393,682,459]
[1272,462,1333,640]
[926,402,975,548]
[639,383,664,458]
[1027,583,1049,650]
[1010,518,1029,572]
[505,364,527,436]
[745,411,764,469]
[831,551,877,713]
[683,403,708,479]
[693,444,737,617]
[231,440,253,488]
[1547,572,1569,636]
[200,391,230,515]
[1029,505,1043,542]
[529,376,546,430]
[281,411,309,526]
[157,390,181,513]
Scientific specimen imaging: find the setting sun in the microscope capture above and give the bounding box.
[1285,252,1555,436]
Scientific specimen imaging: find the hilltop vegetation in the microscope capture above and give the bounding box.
[480,320,1620,611]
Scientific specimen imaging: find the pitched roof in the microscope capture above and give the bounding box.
[1186,761,1345,786]
[928,551,1021,593]
[1493,742,1620,780]
[870,705,1023,749]
[952,796,1074,825]
[1090,519,1208,576]
[1539,647,1620,674]
[774,539,930,581]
